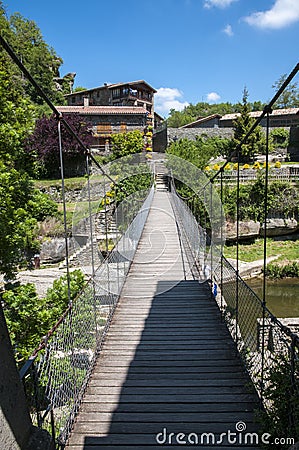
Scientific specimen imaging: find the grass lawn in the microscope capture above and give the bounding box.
[224,238,299,263]
[34,174,105,191]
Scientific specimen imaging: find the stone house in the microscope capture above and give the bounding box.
[58,80,159,150]
[56,105,149,150]
[65,80,156,120]
[180,108,299,129]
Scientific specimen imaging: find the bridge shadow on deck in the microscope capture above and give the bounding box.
[68,280,261,450]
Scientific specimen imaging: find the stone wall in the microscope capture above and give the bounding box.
[168,126,291,143]
[168,127,234,142]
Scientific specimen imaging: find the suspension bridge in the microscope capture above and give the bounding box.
[64,173,261,450]
[0,34,298,450]
[18,158,299,450]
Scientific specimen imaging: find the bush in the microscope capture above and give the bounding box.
[2,269,86,361]
[28,190,60,221]
[265,262,299,279]
[270,128,289,149]
[110,130,144,159]
[25,114,93,179]
[259,353,299,449]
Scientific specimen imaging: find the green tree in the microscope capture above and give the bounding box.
[0,5,60,276]
[270,128,289,149]
[272,74,299,109]
[232,88,265,161]
[2,270,86,361]
[8,12,65,105]
[110,130,144,159]
[0,52,41,276]
[167,135,231,170]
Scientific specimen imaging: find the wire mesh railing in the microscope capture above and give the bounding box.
[166,63,299,442]
[169,180,206,279]
[20,184,154,448]
[213,256,299,435]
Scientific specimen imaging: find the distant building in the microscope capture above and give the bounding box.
[56,105,149,150]
[58,80,159,150]
[65,80,156,119]
[180,108,299,129]
[180,114,222,129]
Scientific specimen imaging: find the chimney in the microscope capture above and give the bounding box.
[83,96,89,107]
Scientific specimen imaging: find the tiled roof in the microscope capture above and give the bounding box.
[180,114,222,128]
[107,80,157,93]
[64,80,156,96]
[221,108,299,121]
[56,106,148,115]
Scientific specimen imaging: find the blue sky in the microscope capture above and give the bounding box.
[3,0,299,116]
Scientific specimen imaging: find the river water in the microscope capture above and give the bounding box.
[246,277,299,318]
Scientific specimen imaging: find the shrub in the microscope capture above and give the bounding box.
[253,161,261,170]
[242,163,250,170]
[265,262,299,279]
[2,270,86,361]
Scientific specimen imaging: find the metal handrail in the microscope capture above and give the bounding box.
[19,183,155,448]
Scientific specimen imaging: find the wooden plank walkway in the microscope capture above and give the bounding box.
[66,189,261,450]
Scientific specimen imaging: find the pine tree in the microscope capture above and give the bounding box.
[233,87,265,161]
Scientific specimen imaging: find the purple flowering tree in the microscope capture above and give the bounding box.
[25,113,94,178]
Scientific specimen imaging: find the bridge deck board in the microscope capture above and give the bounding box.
[66,191,261,449]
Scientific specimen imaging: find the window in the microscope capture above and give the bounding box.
[120,122,127,133]
[129,88,138,97]
[96,123,112,135]
[71,96,75,104]
[112,88,121,99]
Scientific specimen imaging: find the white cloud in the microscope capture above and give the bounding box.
[204,0,238,9]
[244,0,299,29]
[207,92,221,102]
[223,24,234,36]
[155,87,189,116]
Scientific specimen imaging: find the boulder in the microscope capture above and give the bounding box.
[226,220,260,241]
[40,237,78,263]
[260,218,298,237]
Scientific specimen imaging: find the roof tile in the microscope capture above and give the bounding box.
[56,106,148,115]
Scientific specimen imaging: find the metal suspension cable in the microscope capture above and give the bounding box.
[57,119,72,304]
[235,143,240,350]
[260,109,271,400]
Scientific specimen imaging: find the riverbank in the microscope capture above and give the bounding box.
[226,255,281,279]
[224,237,299,264]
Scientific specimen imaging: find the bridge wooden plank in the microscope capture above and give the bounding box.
[67,433,260,448]
[80,401,259,413]
[66,190,260,449]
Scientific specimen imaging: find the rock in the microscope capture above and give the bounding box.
[260,218,298,237]
[226,220,260,241]
[40,237,78,263]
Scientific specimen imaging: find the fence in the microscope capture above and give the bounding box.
[169,176,299,437]
[20,184,154,448]
[169,182,205,279]
[219,167,299,184]
[213,256,299,436]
